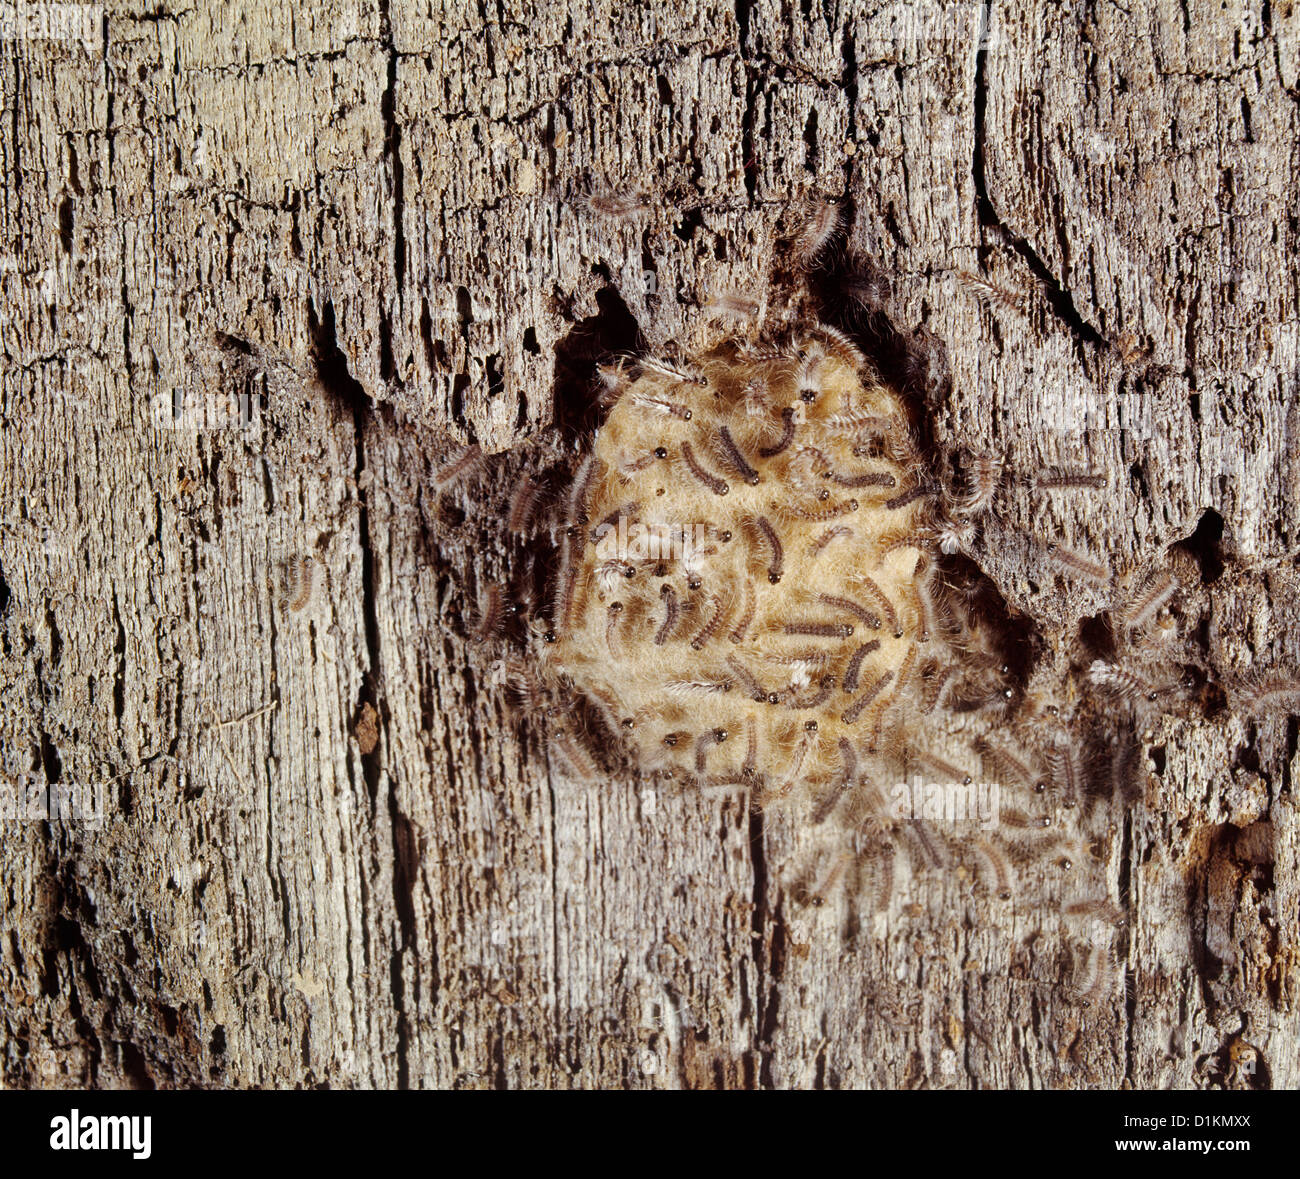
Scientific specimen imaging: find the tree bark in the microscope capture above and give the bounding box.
[1,0,1296,1088]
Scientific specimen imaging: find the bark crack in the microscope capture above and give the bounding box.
[839,19,858,193]
[1119,810,1136,1087]
[747,806,776,1087]
[972,1,1105,358]
[306,299,411,1085]
[379,0,405,293]
[736,0,758,203]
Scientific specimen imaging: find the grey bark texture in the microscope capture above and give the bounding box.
[1,0,1298,1089]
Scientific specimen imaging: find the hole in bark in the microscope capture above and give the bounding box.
[120,1042,156,1090]
[451,372,470,433]
[307,300,371,417]
[486,353,504,397]
[674,208,704,241]
[551,286,642,436]
[420,299,449,374]
[1175,509,1224,584]
[58,196,74,253]
[803,108,819,172]
[809,245,950,438]
[40,732,62,785]
[1078,612,1116,660]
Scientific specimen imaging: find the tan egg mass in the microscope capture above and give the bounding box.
[548,328,948,810]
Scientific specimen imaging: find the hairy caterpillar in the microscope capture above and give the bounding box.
[1119,569,1179,630]
[433,443,483,489]
[1048,545,1111,585]
[790,197,843,270]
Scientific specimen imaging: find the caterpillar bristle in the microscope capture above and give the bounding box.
[1119,569,1179,630]
[843,671,894,725]
[970,836,1015,900]
[790,197,844,270]
[679,440,730,496]
[585,190,651,220]
[1088,659,1167,703]
[757,407,797,458]
[690,593,731,650]
[956,269,1027,314]
[473,583,504,641]
[703,291,761,321]
[1048,544,1111,585]
[550,730,601,781]
[507,474,545,535]
[433,443,484,490]
[1034,468,1106,491]
[1067,943,1119,1009]
[654,584,681,646]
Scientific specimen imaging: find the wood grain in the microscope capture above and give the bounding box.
[1,0,1296,1088]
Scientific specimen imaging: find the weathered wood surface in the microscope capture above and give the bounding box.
[1,0,1297,1088]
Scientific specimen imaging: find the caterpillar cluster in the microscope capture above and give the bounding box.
[433,195,1290,1013]
[548,332,983,793]
[514,312,1132,980]
[413,197,1136,1011]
